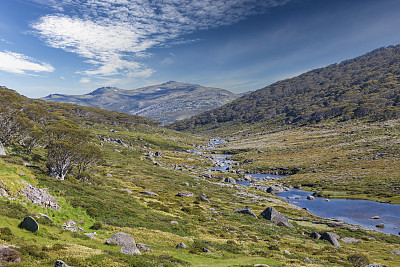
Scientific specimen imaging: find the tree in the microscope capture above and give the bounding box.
[47,140,77,180]
[75,143,102,177]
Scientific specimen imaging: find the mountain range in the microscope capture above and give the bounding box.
[42,81,240,125]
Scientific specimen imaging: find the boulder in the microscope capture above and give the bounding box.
[176,191,194,197]
[370,216,380,219]
[62,220,79,232]
[120,189,132,194]
[221,177,236,184]
[306,195,315,200]
[170,220,179,225]
[0,143,6,156]
[55,260,71,267]
[20,216,39,233]
[266,185,284,194]
[376,223,385,228]
[320,232,341,247]
[0,246,21,265]
[233,207,257,218]
[341,237,360,244]
[390,250,400,255]
[106,232,141,255]
[199,193,210,203]
[202,247,211,253]
[364,264,382,267]
[176,242,187,249]
[23,182,60,210]
[310,232,321,239]
[260,207,294,228]
[140,190,159,197]
[136,243,153,252]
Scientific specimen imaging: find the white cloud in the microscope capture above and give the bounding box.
[0,51,54,75]
[79,77,91,83]
[31,0,291,80]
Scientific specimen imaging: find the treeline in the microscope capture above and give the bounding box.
[170,45,400,130]
[0,87,157,180]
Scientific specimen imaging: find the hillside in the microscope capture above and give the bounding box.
[170,45,400,132]
[42,81,240,125]
[2,86,399,266]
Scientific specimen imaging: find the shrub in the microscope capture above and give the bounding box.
[90,221,103,230]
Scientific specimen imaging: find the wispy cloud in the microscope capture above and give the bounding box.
[30,0,291,82]
[0,51,54,75]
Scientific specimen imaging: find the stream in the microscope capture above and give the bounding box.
[203,141,400,235]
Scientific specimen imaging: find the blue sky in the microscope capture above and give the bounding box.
[0,0,400,98]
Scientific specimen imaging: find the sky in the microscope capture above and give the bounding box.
[0,0,400,98]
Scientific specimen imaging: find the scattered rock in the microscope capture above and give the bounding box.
[176,242,187,249]
[0,187,9,197]
[266,185,284,194]
[199,193,210,203]
[0,246,21,265]
[176,191,194,197]
[23,182,60,210]
[303,257,313,264]
[140,190,159,197]
[310,232,321,239]
[341,237,360,244]
[376,223,385,228]
[233,207,257,218]
[221,177,236,184]
[260,207,294,228]
[0,143,6,156]
[364,264,382,267]
[202,247,211,253]
[55,260,71,267]
[170,220,179,225]
[120,189,132,194]
[62,220,79,232]
[106,232,141,255]
[20,216,39,233]
[320,232,341,247]
[155,151,162,158]
[38,213,52,221]
[136,243,153,252]
[84,232,97,239]
[370,216,380,219]
[390,250,400,255]
[106,173,112,177]
[283,250,291,255]
[306,195,315,200]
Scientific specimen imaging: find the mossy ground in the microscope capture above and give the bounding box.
[0,121,399,266]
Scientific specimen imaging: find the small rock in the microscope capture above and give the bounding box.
[106,173,112,177]
[20,216,39,233]
[370,216,380,220]
[310,232,321,239]
[306,195,314,200]
[106,232,141,255]
[0,246,21,264]
[140,190,159,197]
[84,232,97,239]
[38,213,52,221]
[376,223,385,228]
[170,220,179,225]
[199,193,210,203]
[260,207,294,228]
[0,143,6,156]
[390,250,400,255]
[283,250,291,255]
[325,199,330,202]
[176,242,187,249]
[364,264,382,267]
[254,265,269,267]
[136,243,153,252]
[221,177,236,184]
[120,189,132,194]
[303,257,313,264]
[320,232,340,247]
[176,191,194,197]
[202,247,211,253]
[266,185,284,194]
[341,237,360,244]
[62,220,78,232]
[233,207,257,218]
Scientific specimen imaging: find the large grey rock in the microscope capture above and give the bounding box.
[310,232,321,239]
[176,242,187,249]
[0,143,6,156]
[320,232,341,247]
[221,177,236,184]
[62,220,79,232]
[390,250,400,255]
[266,185,284,194]
[341,237,360,244]
[23,182,60,210]
[106,232,141,255]
[260,207,294,228]
[0,246,21,265]
[233,207,257,218]
[20,216,39,233]
[55,260,71,267]
[136,243,153,252]
[176,191,194,197]
[140,190,159,197]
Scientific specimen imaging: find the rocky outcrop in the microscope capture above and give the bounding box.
[266,185,284,194]
[221,177,236,184]
[176,191,194,197]
[19,216,39,233]
[310,232,321,239]
[320,232,341,247]
[106,232,141,255]
[233,207,257,218]
[260,207,294,228]
[62,220,80,232]
[175,242,187,249]
[23,182,60,210]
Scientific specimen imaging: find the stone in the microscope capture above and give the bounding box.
[310,232,321,239]
[136,243,153,252]
[306,195,315,200]
[62,220,79,232]
[55,260,71,267]
[199,193,210,203]
[390,250,400,255]
[170,220,179,225]
[0,246,21,265]
[303,257,313,264]
[364,264,382,267]
[283,250,291,255]
[20,216,39,233]
[370,216,380,219]
[260,207,294,228]
[106,232,141,255]
[0,143,6,156]
[221,177,236,184]
[155,151,162,158]
[176,191,194,197]
[176,242,187,249]
[202,247,211,253]
[39,213,52,221]
[233,207,257,218]
[376,223,385,228]
[320,232,341,247]
[107,173,112,177]
[140,190,159,197]
[120,189,132,194]
[23,182,60,210]
[266,185,284,194]
[341,237,360,244]
[84,232,97,239]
